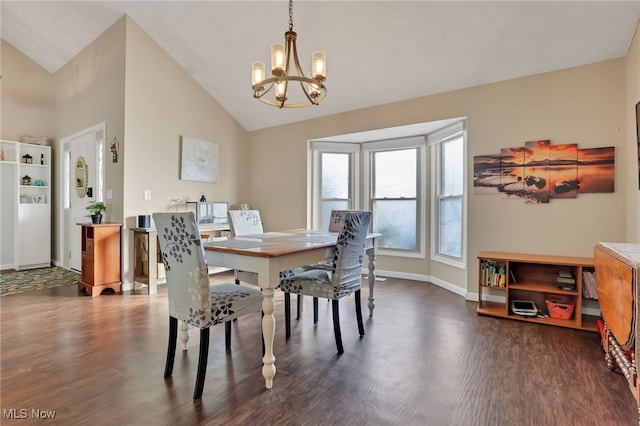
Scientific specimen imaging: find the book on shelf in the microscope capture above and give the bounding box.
[582,270,598,299]
[480,260,506,287]
[558,271,573,279]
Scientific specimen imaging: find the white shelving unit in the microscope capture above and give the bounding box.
[1,140,51,270]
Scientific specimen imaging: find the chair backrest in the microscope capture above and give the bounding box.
[328,209,357,232]
[228,209,263,236]
[153,212,212,328]
[331,211,372,294]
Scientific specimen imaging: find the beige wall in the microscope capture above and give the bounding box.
[247,59,628,295]
[1,40,55,140]
[121,17,247,287]
[1,17,637,299]
[626,21,640,244]
[53,16,127,266]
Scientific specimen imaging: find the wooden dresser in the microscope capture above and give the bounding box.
[594,242,640,418]
[78,223,122,297]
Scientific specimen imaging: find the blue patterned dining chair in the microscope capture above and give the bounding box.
[153,212,263,400]
[279,211,372,354]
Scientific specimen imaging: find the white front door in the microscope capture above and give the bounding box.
[61,124,105,271]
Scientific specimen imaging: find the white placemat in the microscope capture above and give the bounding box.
[204,240,277,249]
[290,235,337,244]
[240,232,296,239]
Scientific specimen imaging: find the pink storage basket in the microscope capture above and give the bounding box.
[545,294,575,320]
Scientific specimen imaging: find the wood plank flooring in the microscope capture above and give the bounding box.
[1,272,637,425]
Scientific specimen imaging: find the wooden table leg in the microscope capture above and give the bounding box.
[261,288,276,389]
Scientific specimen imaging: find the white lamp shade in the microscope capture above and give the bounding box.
[275,81,286,98]
[311,51,326,80]
[252,61,265,86]
[271,43,286,73]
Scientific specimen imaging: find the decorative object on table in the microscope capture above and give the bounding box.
[152,212,263,400]
[180,136,219,183]
[110,137,119,163]
[21,175,32,185]
[251,0,326,108]
[35,179,44,186]
[21,153,32,164]
[86,201,106,224]
[137,215,151,229]
[32,194,45,204]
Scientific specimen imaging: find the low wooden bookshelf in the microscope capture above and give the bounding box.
[477,251,599,332]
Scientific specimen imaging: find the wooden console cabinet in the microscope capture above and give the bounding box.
[594,242,640,418]
[477,251,599,332]
[78,223,122,297]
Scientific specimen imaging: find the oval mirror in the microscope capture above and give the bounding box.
[75,156,88,198]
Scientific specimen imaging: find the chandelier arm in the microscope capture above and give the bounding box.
[251,0,326,108]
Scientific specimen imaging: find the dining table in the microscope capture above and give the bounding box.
[201,228,381,389]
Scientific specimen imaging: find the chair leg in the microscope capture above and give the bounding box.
[296,294,303,319]
[332,300,344,354]
[225,321,232,350]
[193,328,210,400]
[313,297,319,324]
[355,289,365,336]
[164,316,178,378]
[284,292,291,340]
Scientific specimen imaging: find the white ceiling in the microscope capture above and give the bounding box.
[2,1,639,133]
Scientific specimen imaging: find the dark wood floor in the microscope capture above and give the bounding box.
[1,272,637,425]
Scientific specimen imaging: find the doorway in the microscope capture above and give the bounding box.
[59,123,105,271]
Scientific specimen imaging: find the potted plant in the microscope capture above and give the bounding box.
[86,202,106,224]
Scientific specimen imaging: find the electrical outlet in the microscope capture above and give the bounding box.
[144,190,151,200]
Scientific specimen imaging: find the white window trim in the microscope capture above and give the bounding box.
[308,142,360,229]
[363,137,426,259]
[429,121,467,269]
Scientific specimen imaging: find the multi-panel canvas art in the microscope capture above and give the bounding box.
[474,139,614,203]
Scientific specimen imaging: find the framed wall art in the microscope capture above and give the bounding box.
[180,136,219,183]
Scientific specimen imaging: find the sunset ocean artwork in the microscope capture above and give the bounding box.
[474,139,614,202]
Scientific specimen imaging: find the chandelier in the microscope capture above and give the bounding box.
[251,0,327,108]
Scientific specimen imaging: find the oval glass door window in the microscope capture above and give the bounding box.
[75,156,88,198]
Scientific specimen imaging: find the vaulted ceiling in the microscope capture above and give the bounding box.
[2,1,639,132]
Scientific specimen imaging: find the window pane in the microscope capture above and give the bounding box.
[442,136,463,196]
[322,153,349,198]
[439,197,462,257]
[374,149,416,198]
[321,200,349,231]
[373,199,416,250]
